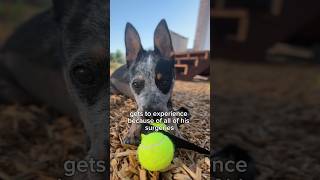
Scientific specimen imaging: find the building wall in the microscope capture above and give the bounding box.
[194,0,210,51]
[170,31,188,53]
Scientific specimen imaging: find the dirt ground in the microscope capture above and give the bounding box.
[214,60,320,180]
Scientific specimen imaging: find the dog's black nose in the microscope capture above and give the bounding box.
[143,107,162,114]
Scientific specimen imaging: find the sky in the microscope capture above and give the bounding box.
[110,0,200,53]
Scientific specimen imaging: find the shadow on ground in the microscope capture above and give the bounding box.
[214,60,320,179]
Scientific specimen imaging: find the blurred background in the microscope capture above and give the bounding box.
[3,0,320,179]
[0,0,50,42]
[0,1,87,179]
[212,0,320,179]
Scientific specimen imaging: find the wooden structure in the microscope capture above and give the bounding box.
[212,0,320,61]
[174,51,210,80]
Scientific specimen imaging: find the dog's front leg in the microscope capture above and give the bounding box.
[123,122,142,145]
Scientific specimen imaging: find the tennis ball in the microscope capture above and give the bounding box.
[137,132,174,171]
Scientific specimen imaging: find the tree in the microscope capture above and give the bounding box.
[111,49,125,64]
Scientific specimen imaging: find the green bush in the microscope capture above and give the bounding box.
[111,49,125,64]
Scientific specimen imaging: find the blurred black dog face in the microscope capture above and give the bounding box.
[53,0,109,172]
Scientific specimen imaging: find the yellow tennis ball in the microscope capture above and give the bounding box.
[137,132,174,171]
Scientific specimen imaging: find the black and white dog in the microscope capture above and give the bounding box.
[111,20,183,145]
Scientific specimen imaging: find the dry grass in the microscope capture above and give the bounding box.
[110,80,210,179]
[0,80,210,179]
[0,105,86,179]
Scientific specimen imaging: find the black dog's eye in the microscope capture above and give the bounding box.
[132,79,145,94]
[158,79,171,91]
[72,65,95,85]
[155,77,172,94]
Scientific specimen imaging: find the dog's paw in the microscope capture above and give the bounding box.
[123,134,140,145]
[123,124,142,145]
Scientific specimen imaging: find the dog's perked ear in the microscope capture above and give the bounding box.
[154,19,174,59]
[52,0,74,23]
[125,23,143,67]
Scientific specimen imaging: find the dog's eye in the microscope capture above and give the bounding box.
[132,80,144,88]
[72,65,95,85]
[157,78,170,88]
[132,79,145,94]
[155,78,172,94]
[160,79,169,86]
